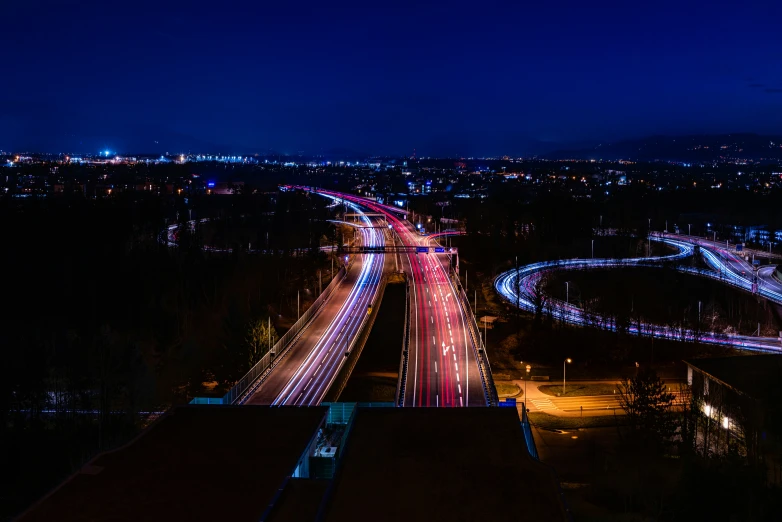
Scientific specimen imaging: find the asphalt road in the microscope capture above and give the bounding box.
[400,225,485,407]
[244,204,388,406]
[313,189,487,407]
[497,234,782,351]
[670,233,782,297]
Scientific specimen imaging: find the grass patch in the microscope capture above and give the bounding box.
[538,383,619,397]
[495,381,521,397]
[528,412,628,430]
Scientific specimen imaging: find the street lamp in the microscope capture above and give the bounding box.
[525,364,531,407]
[688,224,691,236]
[563,358,572,395]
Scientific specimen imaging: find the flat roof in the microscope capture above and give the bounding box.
[19,406,327,522]
[321,407,569,522]
[266,478,330,522]
[685,354,782,401]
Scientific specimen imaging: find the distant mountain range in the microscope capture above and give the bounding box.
[15,132,782,163]
[541,134,782,162]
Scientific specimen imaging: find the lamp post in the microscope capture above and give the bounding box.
[688,224,691,236]
[563,358,572,395]
[591,239,594,259]
[525,364,531,406]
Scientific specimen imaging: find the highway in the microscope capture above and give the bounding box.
[400,221,485,407]
[307,188,488,407]
[662,233,782,301]
[495,236,782,352]
[243,198,389,406]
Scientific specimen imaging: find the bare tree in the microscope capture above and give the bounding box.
[244,317,279,370]
[528,273,549,328]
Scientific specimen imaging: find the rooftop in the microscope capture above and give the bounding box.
[18,405,327,522]
[321,407,569,522]
[685,354,782,401]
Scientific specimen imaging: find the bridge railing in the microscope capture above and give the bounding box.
[521,403,539,460]
[226,265,349,405]
[455,282,499,407]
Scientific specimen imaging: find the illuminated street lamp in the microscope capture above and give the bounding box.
[563,358,572,395]
[525,364,531,408]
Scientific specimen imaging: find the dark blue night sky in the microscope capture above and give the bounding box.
[3,0,782,156]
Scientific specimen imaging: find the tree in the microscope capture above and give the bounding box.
[529,274,549,329]
[618,367,676,446]
[244,317,279,370]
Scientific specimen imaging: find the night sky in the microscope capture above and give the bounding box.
[3,0,782,156]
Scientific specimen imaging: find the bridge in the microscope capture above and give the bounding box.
[340,245,458,254]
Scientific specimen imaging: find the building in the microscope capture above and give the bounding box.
[685,355,782,485]
[18,404,569,522]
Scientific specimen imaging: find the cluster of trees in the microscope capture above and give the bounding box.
[0,189,333,519]
[542,265,780,340]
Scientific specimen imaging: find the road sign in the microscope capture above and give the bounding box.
[434,247,445,253]
[416,246,429,253]
[736,244,743,251]
[753,259,760,266]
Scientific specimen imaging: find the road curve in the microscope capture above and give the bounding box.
[244,197,387,406]
[495,236,782,352]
